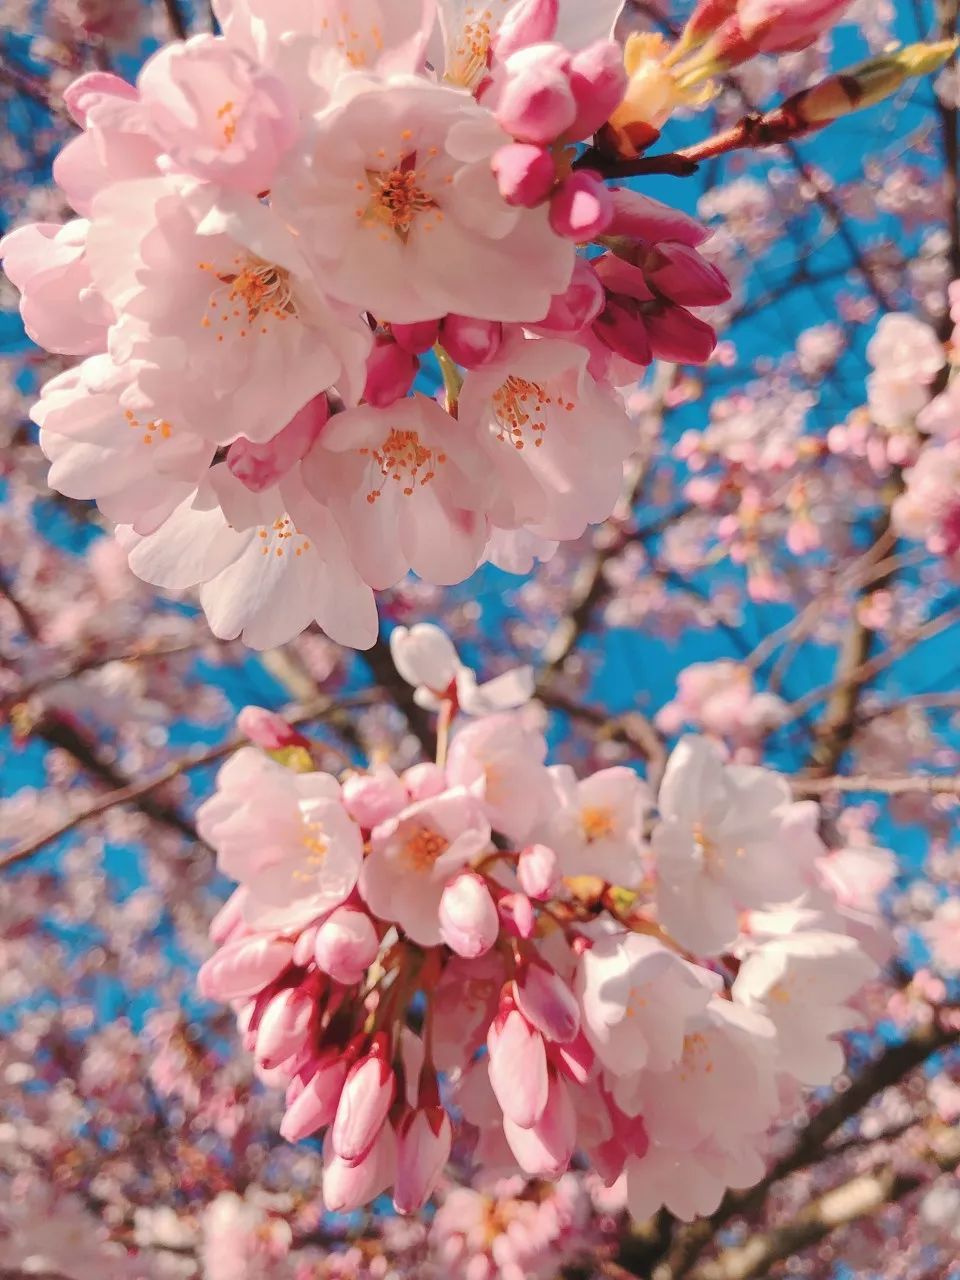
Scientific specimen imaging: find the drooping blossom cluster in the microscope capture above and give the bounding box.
[0,0,742,650]
[196,624,883,1222]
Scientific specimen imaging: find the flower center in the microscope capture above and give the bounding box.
[321,13,385,68]
[256,515,312,559]
[291,816,329,883]
[492,376,575,450]
[216,99,238,145]
[123,409,173,447]
[581,806,615,843]
[401,826,450,872]
[359,429,447,503]
[199,256,298,340]
[360,154,440,243]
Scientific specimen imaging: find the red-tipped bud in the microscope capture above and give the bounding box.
[549,171,614,240]
[492,142,557,207]
[439,315,504,370]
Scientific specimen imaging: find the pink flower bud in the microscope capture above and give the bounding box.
[644,242,732,307]
[533,259,605,333]
[342,765,408,829]
[226,395,329,492]
[495,45,576,145]
[322,1122,396,1212]
[402,762,448,802]
[393,1105,453,1214]
[391,319,441,354]
[549,171,614,240]
[593,298,653,367]
[255,986,316,1069]
[682,0,738,47]
[552,1029,596,1085]
[737,0,853,54]
[607,187,709,247]
[236,705,311,751]
[492,0,559,61]
[644,303,718,365]
[280,1050,349,1142]
[292,924,320,967]
[503,1072,576,1177]
[209,887,250,945]
[514,961,580,1044]
[487,998,548,1128]
[439,314,504,369]
[517,843,561,899]
[491,142,557,207]
[314,906,379,986]
[497,891,536,939]
[565,41,628,140]
[197,935,294,1002]
[331,1037,397,1164]
[363,335,418,408]
[439,873,500,959]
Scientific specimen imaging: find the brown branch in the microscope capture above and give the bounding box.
[159,0,189,38]
[362,635,437,758]
[3,694,376,871]
[657,1017,960,1279]
[0,570,41,641]
[791,772,960,797]
[689,1129,960,1280]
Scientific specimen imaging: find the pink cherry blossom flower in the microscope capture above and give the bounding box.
[276,76,574,324]
[359,787,492,946]
[196,746,364,931]
[734,931,877,1086]
[652,736,804,954]
[535,764,649,884]
[577,932,717,1075]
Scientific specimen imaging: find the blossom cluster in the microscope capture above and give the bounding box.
[196,625,885,1223]
[0,0,740,650]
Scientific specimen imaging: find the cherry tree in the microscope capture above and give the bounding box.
[2,1,960,1278]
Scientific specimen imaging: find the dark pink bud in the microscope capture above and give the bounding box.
[393,1105,452,1214]
[197,935,294,1002]
[314,906,379,985]
[503,1072,576,1177]
[551,1029,596,1084]
[492,0,559,60]
[644,242,732,307]
[593,298,653,367]
[363,336,418,408]
[549,171,614,240]
[517,843,562,898]
[322,1122,396,1213]
[226,395,328,492]
[565,40,627,140]
[331,1036,397,1165]
[439,314,504,370]
[497,891,536,939]
[439,872,500,958]
[280,1050,349,1142]
[236,705,311,750]
[391,319,441,354]
[487,997,548,1128]
[292,924,321,967]
[514,961,580,1044]
[492,142,557,207]
[495,45,576,145]
[593,252,656,303]
[644,303,718,364]
[607,186,710,247]
[533,260,604,333]
[255,985,315,1069]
